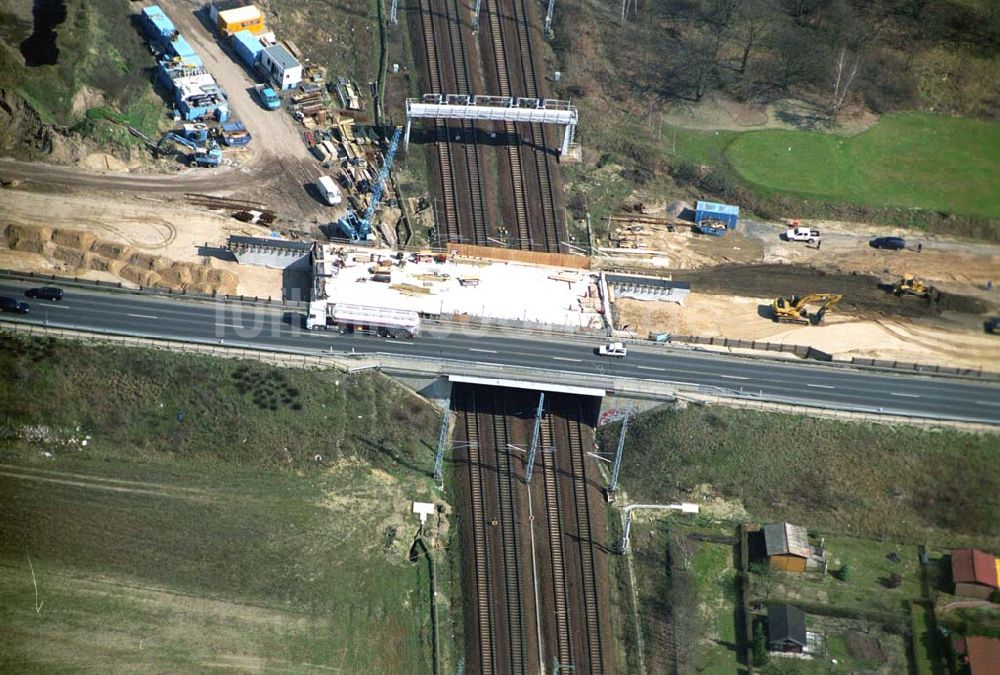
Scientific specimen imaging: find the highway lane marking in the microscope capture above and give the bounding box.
[126,313,157,319]
[806,383,836,389]
[637,366,666,372]
[720,375,749,381]
[468,348,498,354]
[552,356,582,362]
[35,303,69,309]
[890,392,920,398]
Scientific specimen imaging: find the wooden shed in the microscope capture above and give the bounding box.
[767,604,808,654]
[952,549,998,600]
[764,522,821,573]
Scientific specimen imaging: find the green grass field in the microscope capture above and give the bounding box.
[0,335,450,671]
[601,405,1000,548]
[726,113,1000,219]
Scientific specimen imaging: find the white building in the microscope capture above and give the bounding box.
[260,44,301,90]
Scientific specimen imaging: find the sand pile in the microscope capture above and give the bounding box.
[3,224,237,294]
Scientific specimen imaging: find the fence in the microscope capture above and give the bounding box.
[667,334,832,362]
[449,243,591,269]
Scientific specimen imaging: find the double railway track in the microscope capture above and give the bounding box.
[463,393,497,674]
[540,413,573,667]
[566,410,605,672]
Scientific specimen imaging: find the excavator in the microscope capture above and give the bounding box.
[155,131,222,168]
[771,293,843,325]
[893,274,934,299]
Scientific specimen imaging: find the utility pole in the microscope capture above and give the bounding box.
[525,393,545,482]
[472,0,482,32]
[433,397,451,488]
[544,0,555,37]
[608,400,633,496]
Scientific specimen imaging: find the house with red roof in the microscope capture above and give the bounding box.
[951,548,999,600]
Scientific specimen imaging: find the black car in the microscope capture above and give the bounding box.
[25,286,64,301]
[0,296,29,314]
[869,236,906,250]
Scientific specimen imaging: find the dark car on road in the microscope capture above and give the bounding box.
[25,286,64,301]
[869,236,906,250]
[0,296,29,314]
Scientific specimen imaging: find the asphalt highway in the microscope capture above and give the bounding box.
[2,280,998,424]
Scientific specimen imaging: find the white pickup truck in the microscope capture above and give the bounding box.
[784,226,821,243]
[597,341,628,358]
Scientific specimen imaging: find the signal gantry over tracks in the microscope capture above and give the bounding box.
[405,95,579,157]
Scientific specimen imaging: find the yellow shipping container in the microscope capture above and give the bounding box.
[217,5,265,35]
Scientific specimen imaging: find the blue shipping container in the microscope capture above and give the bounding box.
[232,30,263,67]
[141,6,175,41]
[695,200,740,229]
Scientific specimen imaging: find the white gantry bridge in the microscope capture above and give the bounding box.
[404,94,579,156]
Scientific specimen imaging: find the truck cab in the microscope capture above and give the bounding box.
[597,341,628,358]
[254,84,280,110]
[784,226,821,243]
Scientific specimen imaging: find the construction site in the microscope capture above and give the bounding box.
[2,0,1000,673]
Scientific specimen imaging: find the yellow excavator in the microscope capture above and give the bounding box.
[893,274,934,299]
[771,293,843,325]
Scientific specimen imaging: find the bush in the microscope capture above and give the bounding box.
[752,620,769,666]
[835,564,851,582]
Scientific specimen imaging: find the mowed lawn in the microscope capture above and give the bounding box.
[0,336,445,672]
[726,113,1000,218]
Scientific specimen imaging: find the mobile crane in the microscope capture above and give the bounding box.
[770,293,843,325]
[336,126,401,241]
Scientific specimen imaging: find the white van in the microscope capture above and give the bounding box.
[316,175,342,206]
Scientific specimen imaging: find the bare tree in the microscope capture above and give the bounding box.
[829,46,861,120]
[733,0,774,74]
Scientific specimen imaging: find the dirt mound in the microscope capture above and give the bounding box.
[678,264,991,318]
[52,228,96,250]
[90,240,136,261]
[5,223,52,245]
[3,223,238,294]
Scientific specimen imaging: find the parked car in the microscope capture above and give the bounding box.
[987,317,1000,335]
[0,296,29,314]
[25,286,63,301]
[869,236,906,250]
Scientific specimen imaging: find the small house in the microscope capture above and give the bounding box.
[767,604,807,654]
[764,522,826,573]
[260,44,302,90]
[951,549,998,600]
[952,636,1000,675]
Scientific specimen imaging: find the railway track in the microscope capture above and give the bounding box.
[463,394,497,675]
[540,413,573,668]
[417,0,462,242]
[444,0,490,245]
[484,0,533,249]
[509,0,561,253]
[566,410,605,673]
[489,395,526,674]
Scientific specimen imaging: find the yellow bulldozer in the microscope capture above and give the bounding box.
[893,274,934,299]
[771,293,843,325]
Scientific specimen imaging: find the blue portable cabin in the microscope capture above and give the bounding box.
[694,201,740,230]
[167,34,198,62]
[141,6,176,43]
[232,30,264,68]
